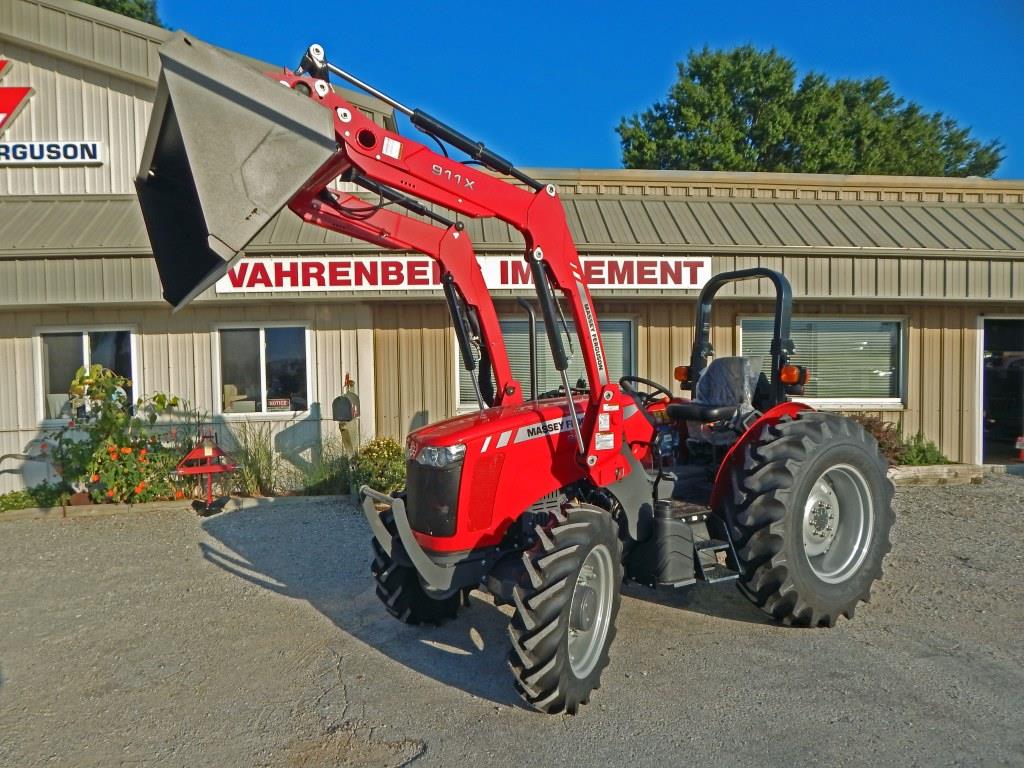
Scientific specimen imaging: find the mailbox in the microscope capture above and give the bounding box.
[332,392,360,423]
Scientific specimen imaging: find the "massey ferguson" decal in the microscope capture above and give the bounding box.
[513,412,585,444]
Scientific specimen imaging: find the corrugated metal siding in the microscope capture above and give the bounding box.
[0,302,372,492]
[368,297,1021,465]
[372,303,453,440]
[0,0,165,82]
[0,41,155,195]
[0,0,396,197]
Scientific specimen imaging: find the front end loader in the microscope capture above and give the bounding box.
[137,32,894,714]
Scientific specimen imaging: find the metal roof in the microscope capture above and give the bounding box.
[2,187,1020,260]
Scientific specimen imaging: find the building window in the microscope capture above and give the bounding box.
[458,318,634,408]
[39,329,135,419]
[216,326,310,414]
[740,318,903,403]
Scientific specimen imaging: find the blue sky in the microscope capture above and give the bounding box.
[163,0,1023,178]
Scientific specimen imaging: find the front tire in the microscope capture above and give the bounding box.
[370,509,460,625]
[725,411,894,627]
[507,504,622,714]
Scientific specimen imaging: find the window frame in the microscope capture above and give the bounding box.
[211,321,314,419]
[34,325,141,425]
[454,314,638,411]
[737,314,907,410]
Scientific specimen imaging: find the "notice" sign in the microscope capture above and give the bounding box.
[216,255,710,294]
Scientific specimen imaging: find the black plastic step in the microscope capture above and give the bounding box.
[694,539,739,584]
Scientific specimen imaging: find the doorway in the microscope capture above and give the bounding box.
[982,319,1024,464]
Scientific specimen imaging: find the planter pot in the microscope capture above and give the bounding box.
[67,491,92,506]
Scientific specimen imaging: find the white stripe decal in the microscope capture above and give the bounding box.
[496,430,513,448]
[481,435,492,453]
[623,404,639,419]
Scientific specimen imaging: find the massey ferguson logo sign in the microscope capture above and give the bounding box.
[0,59,103,165]
[0,60,31,134]
[215,255,711,293]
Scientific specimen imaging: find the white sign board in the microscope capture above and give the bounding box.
[0,141,104,165]
[215,255,711,294]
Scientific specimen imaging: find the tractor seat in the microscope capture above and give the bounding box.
[666,402,737,422]
[667,356,762,423]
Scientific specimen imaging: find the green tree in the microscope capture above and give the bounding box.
[618,46,1003,177]
[78,0,160,26]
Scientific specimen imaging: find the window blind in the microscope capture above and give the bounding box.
[740,318,901,399]
[459,318,633,406]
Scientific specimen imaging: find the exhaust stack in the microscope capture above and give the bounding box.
[136,32,338,309]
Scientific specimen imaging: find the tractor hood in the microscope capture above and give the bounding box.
[407,397,588,450]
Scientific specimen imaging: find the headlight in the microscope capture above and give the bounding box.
[413,443,466,467]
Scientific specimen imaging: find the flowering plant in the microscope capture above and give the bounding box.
[50,365,190,503]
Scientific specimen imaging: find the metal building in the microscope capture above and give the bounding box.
[1,0,1022,492]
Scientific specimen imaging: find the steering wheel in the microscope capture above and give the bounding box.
[619,375,673,407]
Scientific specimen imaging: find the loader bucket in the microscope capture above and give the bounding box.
[135,31,338,309]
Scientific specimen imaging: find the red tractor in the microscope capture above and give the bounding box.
[137,33,894,715]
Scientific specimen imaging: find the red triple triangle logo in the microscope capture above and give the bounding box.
[0,59,33,137]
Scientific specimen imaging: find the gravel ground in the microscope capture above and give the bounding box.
[1,476,1022,768]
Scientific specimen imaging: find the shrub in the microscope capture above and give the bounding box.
[844,413,950,466]
[901,433,950,466]
[845,413,905,464]
[231,420,278,496]
[49,365,187,503]
[0,483,67,512]
[350,437,406,495]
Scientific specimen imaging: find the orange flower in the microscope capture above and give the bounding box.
[133,482,146,494]
[139,457,147,464]
[106,489,115,498]
[121,446,132,455]
[174,489,185,500]
[139,448,147,457]
[90,473,100,483]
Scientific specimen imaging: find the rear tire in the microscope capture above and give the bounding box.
[370,510,460,625]
[507,504,622,714]
[725,411,894,627]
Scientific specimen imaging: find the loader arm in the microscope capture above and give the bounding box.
[272,66,630,477]
[291,189,518,407]
[276,68,611,407]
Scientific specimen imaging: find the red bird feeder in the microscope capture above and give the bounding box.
[175,432,237,515]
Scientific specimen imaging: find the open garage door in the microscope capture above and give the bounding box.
[983,319,1024,464]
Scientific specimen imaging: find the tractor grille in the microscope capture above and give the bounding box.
[405,460,461,537]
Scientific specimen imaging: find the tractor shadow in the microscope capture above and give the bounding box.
[621,577,774,626]
[198,500,526,709]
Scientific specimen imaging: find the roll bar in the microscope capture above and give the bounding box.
[688,268,794,407]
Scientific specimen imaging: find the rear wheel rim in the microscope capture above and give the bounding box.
[567,543,614,678]
[801,464,875,584]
